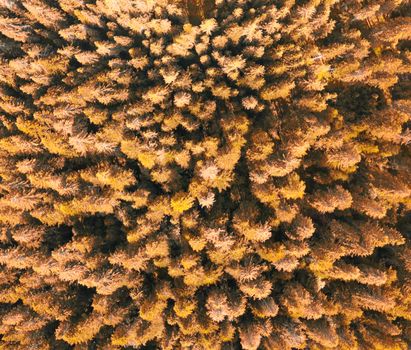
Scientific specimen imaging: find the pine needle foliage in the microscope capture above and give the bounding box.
[0,0,410,349]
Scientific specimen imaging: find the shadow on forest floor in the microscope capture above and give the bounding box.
[183,0,216,25]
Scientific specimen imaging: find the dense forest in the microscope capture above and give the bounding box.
[0,0,410,349]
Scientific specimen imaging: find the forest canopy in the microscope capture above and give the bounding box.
[0,0,410,349]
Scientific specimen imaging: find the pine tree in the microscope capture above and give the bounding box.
[0,0,410,348]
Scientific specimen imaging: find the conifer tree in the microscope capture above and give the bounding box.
[0,0,410,348]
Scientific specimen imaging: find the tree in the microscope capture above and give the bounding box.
[0,0,410,348]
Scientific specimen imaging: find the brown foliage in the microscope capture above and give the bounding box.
[0,0,410,348]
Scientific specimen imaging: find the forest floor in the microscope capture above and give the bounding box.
[182,0,216,25]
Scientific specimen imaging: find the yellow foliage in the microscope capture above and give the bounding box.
[183,267,223,287]
[257,242,288,264]
[357,142,379,154]
[314,64,331,80]
[207,244,248,265]
[171,192,194,215]
[260,81,295,100]
[56,196,117,217]
[215,149,241,172]
[16,118,79,157]
[329,169,352,181]
[174,149,191,168]
[279,173,306,199]
[374,46,382,57]
[126,225,152,244]
[0,2,410,349]
[30,206,67,226]
[180,253,199,270]
[186,234,207,252]
[139,298,168,321]
[146,197,172,222]
[174,297,196,318]
[153,257,170,268]
[0,286,19,304]
[145,238,169,258]
[120,139,157,169]
[42,134,79,157]
[80,164,136,191]
[137,151,157,169]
